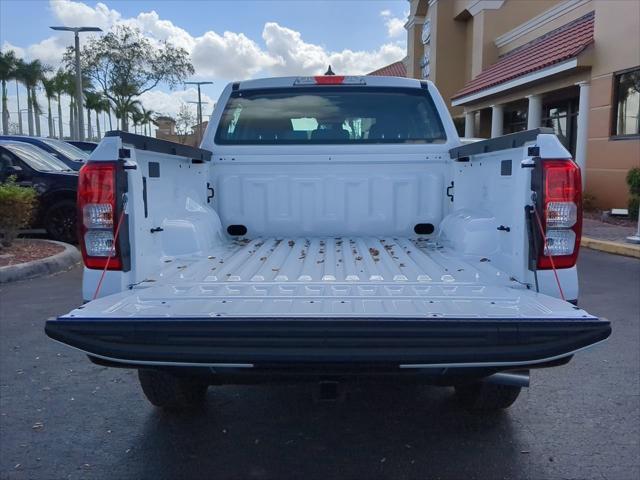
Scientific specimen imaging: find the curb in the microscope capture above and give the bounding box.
[581,237,640,259]
[0,240,81,284]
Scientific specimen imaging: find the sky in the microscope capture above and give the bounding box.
[0,0,408,137]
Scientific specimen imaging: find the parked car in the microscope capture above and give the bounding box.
[66,140,98,153]
[0,135,89,171]
[45,76,611,413]
[0,140,78,243]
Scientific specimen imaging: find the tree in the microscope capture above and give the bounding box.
[0,49,19,135]
[52,70,70,139]
[175,103,195,144]
[16,59,48,136]
[59,70,77,138]
[141,107,157,136]
[130,106,144,135]
[74,25,193,131]
[41,76,56,138]
[84,90,103,140]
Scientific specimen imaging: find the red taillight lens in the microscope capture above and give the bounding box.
[78,162,122,270]
[537,160,582,269]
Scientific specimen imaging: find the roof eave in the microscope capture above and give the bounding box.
[451,57,580,107]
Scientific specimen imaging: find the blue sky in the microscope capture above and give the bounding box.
[0,0,408,132]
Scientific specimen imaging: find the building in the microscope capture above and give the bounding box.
[155,115,208,147]
[404,0,640,209]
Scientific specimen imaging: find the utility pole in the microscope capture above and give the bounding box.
[184,81,212,145]
[187,101,208,144]
[50,26,102,141]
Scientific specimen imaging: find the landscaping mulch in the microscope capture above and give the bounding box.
[584,211,637,227]
[0,240,65,267]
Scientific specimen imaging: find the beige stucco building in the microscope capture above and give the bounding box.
[405,0,640,209]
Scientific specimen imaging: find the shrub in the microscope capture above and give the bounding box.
[629,197,639,220]
[582,191,597,212]
[628,168,640,220]
[627,168,640,196]
[0,176,38,248]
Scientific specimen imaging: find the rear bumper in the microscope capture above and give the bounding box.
[45,316,611,369]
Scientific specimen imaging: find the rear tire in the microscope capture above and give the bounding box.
[44,199,77,244]
[138,369,208,411]
[454,382,521,411]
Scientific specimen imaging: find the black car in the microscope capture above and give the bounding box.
[0,140,78,243]
[66,140,98,153]
[0,135,89,171]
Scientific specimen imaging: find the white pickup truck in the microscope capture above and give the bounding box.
[46,75,610,412]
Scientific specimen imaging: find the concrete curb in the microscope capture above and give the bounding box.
[0,240,81,284]
[582,237,640,259]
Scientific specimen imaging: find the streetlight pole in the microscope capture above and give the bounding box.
[184,81,212,145]
[50,26,102,141]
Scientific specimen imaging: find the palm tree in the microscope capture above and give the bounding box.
[98,96,111,136]
[16,59,47,136]
[131,106,144,135]
[0,49,19,135]
[52,70,69,139]
[41,76,57,138]
[141,107,157,136]
[84,90,104,141]
[60,70,76,139]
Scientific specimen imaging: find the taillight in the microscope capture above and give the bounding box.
[535,160,582,269]
[77,161,125,270]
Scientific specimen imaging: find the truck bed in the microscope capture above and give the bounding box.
[49,240,611,372]
[66,236,583,319]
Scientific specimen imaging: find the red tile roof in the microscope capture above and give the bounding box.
[368,60,407,77]
[452,11,594,101]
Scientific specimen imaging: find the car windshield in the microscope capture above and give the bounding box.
[41,138,90,160]
[2,142,73,172]
[215,86,447,145]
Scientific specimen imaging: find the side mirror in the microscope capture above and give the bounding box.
[10,165,23,173]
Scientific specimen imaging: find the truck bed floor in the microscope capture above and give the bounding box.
[68,237,591,320]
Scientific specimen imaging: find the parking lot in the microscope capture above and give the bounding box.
[0,249,638,480]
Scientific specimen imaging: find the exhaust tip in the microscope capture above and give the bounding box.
[485,372,530,388]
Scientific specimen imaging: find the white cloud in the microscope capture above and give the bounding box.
[138,88,215,118]
[1,41,26,58]
[49,0,122,31]
[192,30,276,78]
[26,37,70,68]
[262,22,405,76]
[380,9,408,38]
[3,0,407,121]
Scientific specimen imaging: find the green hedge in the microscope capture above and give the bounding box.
[0,176,37,248]
[628,168,640,220]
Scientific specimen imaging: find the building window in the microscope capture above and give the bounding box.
[612,67,640,137]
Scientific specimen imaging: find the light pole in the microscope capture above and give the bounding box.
[184,81,212,145]
[50,26,102,141]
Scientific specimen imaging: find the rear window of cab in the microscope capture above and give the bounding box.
[215,87,447,145]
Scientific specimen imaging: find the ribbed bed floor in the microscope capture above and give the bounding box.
[64,236,588,319]
[157,237,502,285]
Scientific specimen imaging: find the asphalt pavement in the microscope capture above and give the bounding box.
[1,249,638,480]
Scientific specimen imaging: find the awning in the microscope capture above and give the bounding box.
[452,12,594,106]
